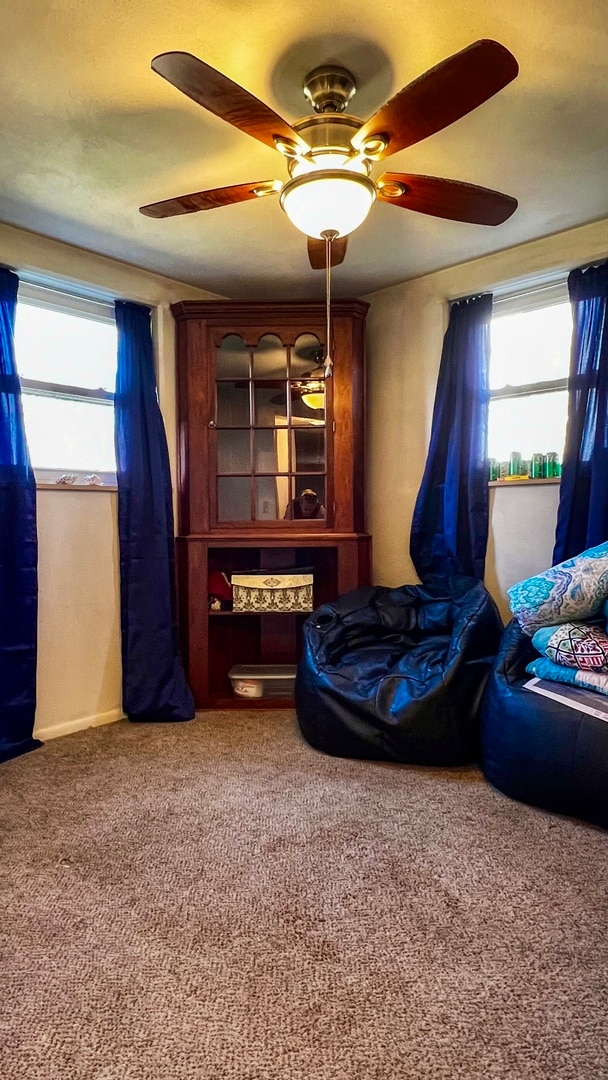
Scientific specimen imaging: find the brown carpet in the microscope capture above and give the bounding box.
[1,711,607,1080]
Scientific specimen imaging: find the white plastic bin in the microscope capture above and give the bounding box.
[228,664,297,699]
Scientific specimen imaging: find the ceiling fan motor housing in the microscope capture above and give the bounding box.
[303,66,357,113]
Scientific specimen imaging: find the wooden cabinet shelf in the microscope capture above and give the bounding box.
[210,613,308,622]
[173,299,371,709]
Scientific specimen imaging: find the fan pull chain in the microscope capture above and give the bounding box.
[321,229,338,377]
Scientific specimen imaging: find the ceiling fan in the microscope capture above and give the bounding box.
[140,39,519,269]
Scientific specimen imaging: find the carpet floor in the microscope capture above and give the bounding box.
[1,710,607,1079]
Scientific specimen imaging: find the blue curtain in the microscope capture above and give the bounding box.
[553,260,608,563]
[0,268,40,762]
[410,292,493,581]
[114,301,194,722]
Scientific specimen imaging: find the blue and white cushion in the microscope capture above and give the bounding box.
[508,541,608,635]
[526,655,608,697]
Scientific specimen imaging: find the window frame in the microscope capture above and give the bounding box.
[16,281,118,487]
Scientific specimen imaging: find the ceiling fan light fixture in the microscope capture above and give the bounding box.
[360,135,389,158]
[280,170,376,239]
[301,388,326,410]
[252,181,282,197]
[377,179,406,199]
[293,369,326,410]
[273,136,301,158]
[291,150,371,179]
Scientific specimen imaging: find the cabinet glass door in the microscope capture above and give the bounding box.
[214,331,328,523]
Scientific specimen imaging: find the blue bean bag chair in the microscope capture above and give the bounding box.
[296,576,503,765]
[481,619,608,828]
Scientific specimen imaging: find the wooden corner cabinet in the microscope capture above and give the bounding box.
[172,299,371,709]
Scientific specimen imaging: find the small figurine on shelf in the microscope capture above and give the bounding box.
[208,570,233,612]
[84,473,104,486]
[283,488,326,520]
[55,474,78,485]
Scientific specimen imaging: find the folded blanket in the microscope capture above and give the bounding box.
[526,656,608,697]
[532,622,608,671]
[508,541,608,635]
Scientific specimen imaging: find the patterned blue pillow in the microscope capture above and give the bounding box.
[532,622,608,671]
[508,541,608,635]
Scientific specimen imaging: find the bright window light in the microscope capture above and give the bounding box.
[488,390,569,462]
[14,287,117,479]
[489,303,572,389]
[488,297,572,465]
[20,394,116,473]
[15,302,117,390]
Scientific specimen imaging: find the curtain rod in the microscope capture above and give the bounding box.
[449,274,568,307]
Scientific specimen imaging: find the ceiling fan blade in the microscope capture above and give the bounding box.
[140,181,281,219]
[151,52,310,155]
[352,39,518,159]
[307,236,348,270]
[376,173,517,225]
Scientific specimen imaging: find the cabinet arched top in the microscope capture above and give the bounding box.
[214,330,325,353]
[213,331,325,367]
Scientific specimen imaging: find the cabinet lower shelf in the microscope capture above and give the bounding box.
[177,532,370,709]
[208,609,313,616]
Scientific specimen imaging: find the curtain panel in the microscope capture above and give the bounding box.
[410,292,493,582]
[0,268,40,763]
[114,301,194,722]
[553,260,608,563]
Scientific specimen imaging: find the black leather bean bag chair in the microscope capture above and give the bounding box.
[296,576,503,765]
[481,619,608,828]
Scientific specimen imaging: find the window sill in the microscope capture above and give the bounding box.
[489,477,561,487]
[36,482,118,492]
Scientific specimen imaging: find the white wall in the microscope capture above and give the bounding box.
[34,490,122,740]
[364,217,608,621]
[486,483,561,622]
[0,221,220,739]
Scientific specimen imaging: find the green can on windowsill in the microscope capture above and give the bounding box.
[543,452,561,478]
[530,453,544,478]
[509,451,522,476]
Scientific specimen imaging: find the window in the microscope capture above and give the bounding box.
[489,282,572,467]
[15,282,117,484]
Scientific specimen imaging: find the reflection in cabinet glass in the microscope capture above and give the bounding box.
[213,331,327,525]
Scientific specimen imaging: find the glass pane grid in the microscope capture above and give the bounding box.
[215,333,327,523]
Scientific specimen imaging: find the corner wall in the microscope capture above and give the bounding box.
[364,217,608,620]
[0,222,221,739]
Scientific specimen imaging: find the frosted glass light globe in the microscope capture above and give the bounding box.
[280,170,376,239]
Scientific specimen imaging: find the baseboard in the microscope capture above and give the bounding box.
[34,708,125,742]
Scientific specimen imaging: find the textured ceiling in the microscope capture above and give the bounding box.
[0,1,607,299]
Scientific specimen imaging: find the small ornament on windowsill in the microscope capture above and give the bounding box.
[84,474,104,486]
[55,474,78,485]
